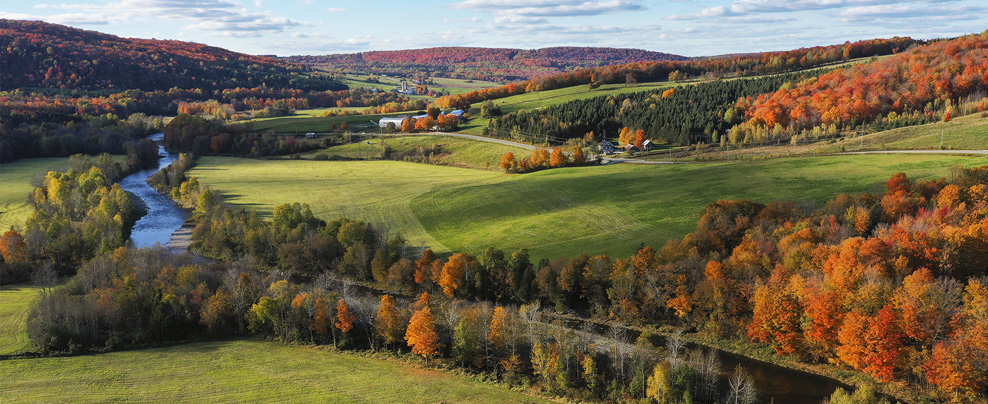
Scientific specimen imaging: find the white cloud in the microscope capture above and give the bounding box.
[327,7,346,13]
[840,3,981,21]
[448,0,643,25]
[30,0,306,35]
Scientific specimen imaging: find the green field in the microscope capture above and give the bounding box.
[0,284,39,355]
[301,135,533,170]
[191,154,985,259]
[0,340,555,403]
[0,158,72,231]
[820,113,988,153]
[341,75,502,96]
[189,157,507,251]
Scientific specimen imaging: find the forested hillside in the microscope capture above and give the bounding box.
[287,46,689,81]
[0,19,343,92]
[485,34,986,147]
[0,20,376,163]
[435,37,917,109]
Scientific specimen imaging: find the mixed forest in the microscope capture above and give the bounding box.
[4,17,988,404]
[287,46,689,82]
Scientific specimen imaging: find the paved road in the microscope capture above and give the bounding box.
[839,150,988,155]
[376,132,539,150]
[376,132,685,165]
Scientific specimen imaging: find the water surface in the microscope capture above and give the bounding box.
[119,133,188,248]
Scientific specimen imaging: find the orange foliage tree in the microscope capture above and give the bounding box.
[500,152,516,171]
[549,147,567,168]
[335,298,356,334]
[440,252,469,297]
[406,305,439,364]
[375,294,404,347]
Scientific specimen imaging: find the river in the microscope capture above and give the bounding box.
[114,133,849,402]
[553,317,848,403]
[119,133,188,248]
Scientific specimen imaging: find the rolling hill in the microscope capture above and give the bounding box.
[286,46,689,81]
[0,19,344,92]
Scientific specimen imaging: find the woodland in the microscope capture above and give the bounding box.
[2,19,988,404]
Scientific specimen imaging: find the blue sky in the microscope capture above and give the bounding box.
[3,0,986,57]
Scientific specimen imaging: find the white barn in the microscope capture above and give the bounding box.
[379,116,408,128]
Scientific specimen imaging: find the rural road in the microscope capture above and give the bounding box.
[377,132,680,165]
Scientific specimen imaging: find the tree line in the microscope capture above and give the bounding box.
[484,70,823,146]
[435,37,917,109]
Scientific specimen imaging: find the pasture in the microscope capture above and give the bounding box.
[191,154,985,260]
[0,340,555,403]
[819,112,988,152]
[0,158,72,231]
[188,158,507,252]
[0,284,39,355]
[301,135,533,170]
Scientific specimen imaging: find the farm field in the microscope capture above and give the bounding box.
[0,158,73,231]
[636,111,988,162]
[188,158,507,252]
[191,154,985,260]
[300,135,533,170]
[819,112,988,152]
[0,339,556,403]
[0,284,39,355]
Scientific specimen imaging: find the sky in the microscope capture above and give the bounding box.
[3,0,986,57]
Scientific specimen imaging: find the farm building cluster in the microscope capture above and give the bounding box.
[378,109,465,128]
[600,139,657,155]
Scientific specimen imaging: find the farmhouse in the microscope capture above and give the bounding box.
[378,116,408,128]
[642,139,656,151]
[600,141,616,154]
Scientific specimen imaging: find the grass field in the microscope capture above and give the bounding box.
[0,340,555,403]
[0,158,72,231]
[300,135,533,170]
[189,158,507,252]
[0,284,39,355]
[819,113,988,153]
[191,154,985,259]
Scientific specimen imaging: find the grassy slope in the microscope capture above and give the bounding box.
[0,158,72,231]
[413,154,985,259]
[0,284,38,355]
[0,340,554,403]
[820,113,988,152]
[188,158,507,252]
[192,155,984,260]
[300,135,533,170]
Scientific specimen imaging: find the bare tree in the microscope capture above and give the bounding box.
[666,328,686,367]
[728,365,759,404]
[32,262,58,297]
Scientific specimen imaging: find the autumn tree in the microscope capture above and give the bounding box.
[549,147,567,168]
[406,305,440,364]
[401,117,415,133]
[618,127,634,145]
[573,146,585,165]
[414,249,436,287]
[634,129,646,149]
[375,294,404,347]
[313,297,332,338]
[336,298,356,335]
[0,229,27,263]
[440,252,469,297]
[500,152,516,171]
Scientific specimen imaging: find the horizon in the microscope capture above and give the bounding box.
[2,0,986,58]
